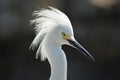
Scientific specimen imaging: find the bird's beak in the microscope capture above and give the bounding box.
[67,38,95,61]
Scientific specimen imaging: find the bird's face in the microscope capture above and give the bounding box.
[56,27,94,61]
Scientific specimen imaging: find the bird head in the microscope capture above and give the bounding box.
[30,7,94,61]
[50,24,94,61]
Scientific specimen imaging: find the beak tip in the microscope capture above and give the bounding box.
[83,52,95,62]
[67,39,95,62]
[90,56,95,62]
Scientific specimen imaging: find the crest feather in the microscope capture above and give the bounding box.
[30,7,71,61]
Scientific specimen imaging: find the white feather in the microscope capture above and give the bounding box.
[30,7,72,61]
[30,7,94,80]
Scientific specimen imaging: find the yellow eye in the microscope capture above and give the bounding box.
[61,32,70,39]
[61,32,66,37]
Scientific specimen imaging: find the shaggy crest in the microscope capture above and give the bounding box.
[30,7,72,61]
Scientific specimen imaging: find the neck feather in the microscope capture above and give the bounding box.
[44,37,67,80]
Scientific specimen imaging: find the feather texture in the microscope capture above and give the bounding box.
[30,7,71,61]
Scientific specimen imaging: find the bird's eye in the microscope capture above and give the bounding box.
[61,32,66,37]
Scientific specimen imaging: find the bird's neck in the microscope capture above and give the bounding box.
[44,38,67,80]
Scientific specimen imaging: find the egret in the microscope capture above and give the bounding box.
[30,7,94,80]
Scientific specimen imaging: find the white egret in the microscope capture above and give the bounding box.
[30,7,94,80]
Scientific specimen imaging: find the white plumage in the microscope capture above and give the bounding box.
[30,7,94,80]
[30,7,72,61]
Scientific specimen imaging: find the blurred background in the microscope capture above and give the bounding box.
[0,0,120,80]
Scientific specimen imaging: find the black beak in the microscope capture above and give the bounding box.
[67,39,95,61]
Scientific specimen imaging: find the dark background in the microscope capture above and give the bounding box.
[0,0,120,80]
